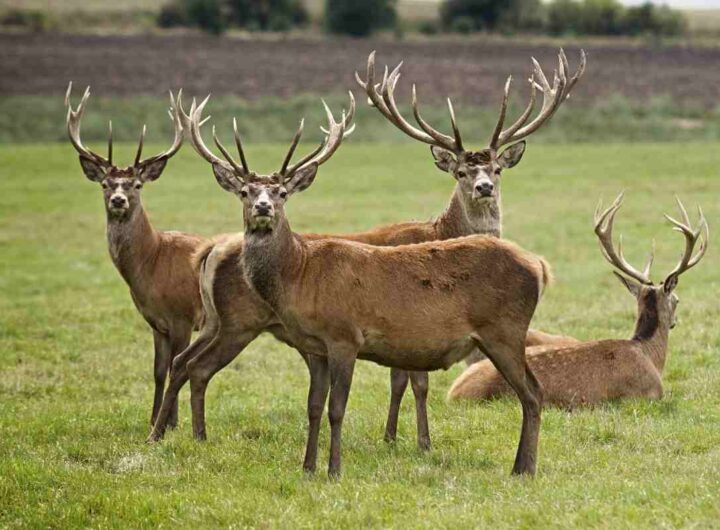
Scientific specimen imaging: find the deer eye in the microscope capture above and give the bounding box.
[494,168,502,175]
[457,171,466,178]
[240,189,248,198]
[101,182,109,189]
[134,182,143,190]
[279,190,287,199]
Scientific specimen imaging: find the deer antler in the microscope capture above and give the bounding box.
[187,95,249,181]
[65,82,112,168]
[490,49,586,150]
[594,192,654,285]
[281,92,356,181]
[133,90,185,169]
[355,52,462,153]
[663,197,709,282]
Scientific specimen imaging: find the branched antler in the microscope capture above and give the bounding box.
[594,192,654,285]
[663,197,709,282]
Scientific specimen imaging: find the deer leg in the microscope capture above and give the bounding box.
[146,327,216,442]
[166,327,193,429]
[384,368,409,444]
[302,353,330,473]
[186,330,259,441]
[151,330,172,427]
[474,334,543,476]
[409,371,431,451]
[327,350,357,479]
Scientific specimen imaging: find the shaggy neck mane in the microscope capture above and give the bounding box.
[242,216,301,309]
[435,185,502,239]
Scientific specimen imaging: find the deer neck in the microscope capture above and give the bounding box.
[106,203,161,288]
[242,215,303,311]
[435,185,502,239]
[631,292,670,374]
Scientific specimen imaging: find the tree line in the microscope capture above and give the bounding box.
[157,0,687,38]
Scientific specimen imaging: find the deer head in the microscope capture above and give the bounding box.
[594,193,708,333]
[65,83,184,219]
[182,92,355,232]
[356,50,585,204]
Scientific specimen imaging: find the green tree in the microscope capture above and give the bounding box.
[325,0,397,37]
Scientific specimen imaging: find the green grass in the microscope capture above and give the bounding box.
[3,93,720,145]
[1,142,719,528]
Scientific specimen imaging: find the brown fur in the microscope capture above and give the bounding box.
[448,284,674,407]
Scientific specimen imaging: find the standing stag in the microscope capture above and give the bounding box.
[198,104,552,476]
[448,194,709,406]
[355,50,584,447]
[65,84,209,428]
[148,50,584,456]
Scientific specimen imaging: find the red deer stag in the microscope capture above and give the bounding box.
[355,50,584,447]
[448,194,709,406]
[148,50,583,457]
[65,84,208,428]
[190,104,552,477]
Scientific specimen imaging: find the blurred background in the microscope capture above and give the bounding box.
[1,0,719,146]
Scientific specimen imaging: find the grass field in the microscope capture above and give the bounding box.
[1,142,719,528]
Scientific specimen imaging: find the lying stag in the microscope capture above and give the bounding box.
[65,84,207,428]
[356,50,585,446]
[448,194,708,406]
[198,106,551,477]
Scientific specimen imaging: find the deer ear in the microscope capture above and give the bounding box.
[498,141,526,169]
[285,163,318,195]
[430,146,457,173]
[212,162,242,193]
[79,155,106,182]
[613,271,642,298]
[663,274,679,294]
[137,158,168,182]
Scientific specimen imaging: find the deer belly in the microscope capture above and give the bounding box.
[358,335,476,371]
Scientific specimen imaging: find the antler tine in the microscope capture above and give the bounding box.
[495,50,585,148]
[410,84,456,148]
[594,192,653,285]
[383,67,456,150]
[213,124,246,176]
[232,117,250,174]
[663,198,709,281]
[489,76,512,149]
[320,91,357,137]
[280,119,305,175]
[447,98,463,152]
[355,51,400,127]
[107,120,113,166]
[134,90,184,168]
[187,95,236,173]
[284,95,354,179]
[65,82,111,167]
[133,124,146,167]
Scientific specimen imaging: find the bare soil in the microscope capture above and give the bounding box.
[2,33,719,107]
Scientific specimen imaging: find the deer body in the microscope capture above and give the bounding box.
[448,194,708,408]
[65,85,208,427]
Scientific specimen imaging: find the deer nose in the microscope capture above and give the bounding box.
[255,202,272,215]
[110,195,127,207]
[475,181,494,196]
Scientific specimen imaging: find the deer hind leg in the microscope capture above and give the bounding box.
[474,332,543,476]
[302,353,329,473]
[384,369,409,444]
[409,371,431,451]
[326,348,357,479]
[146,325,216,443]
[186,330,259,441]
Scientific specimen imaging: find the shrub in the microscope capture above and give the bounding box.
[418,19,439,35]
[157,4,188,27]
[0,9,49,32]
[450,15,475,33]
[441,0,543,33]
[325,0,397,37]
[227,0,308,31]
